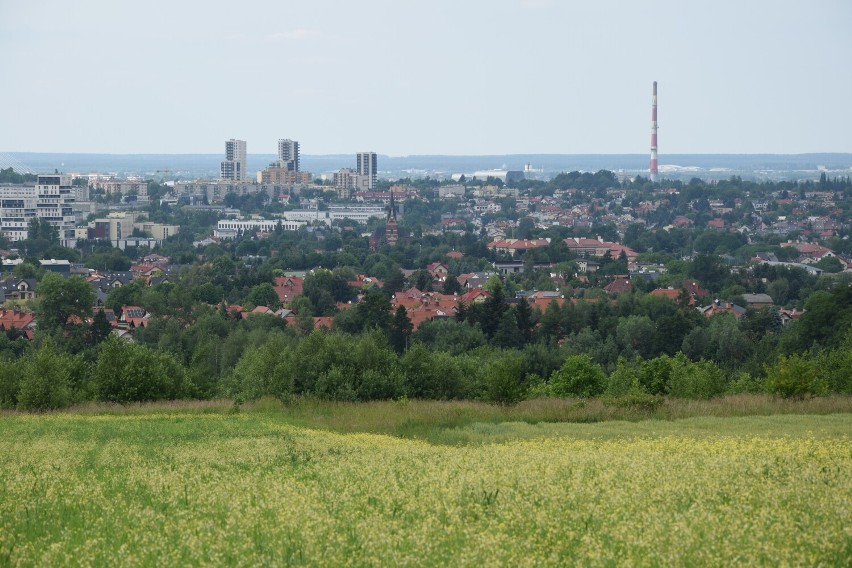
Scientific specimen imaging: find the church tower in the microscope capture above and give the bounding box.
[385,190,399,246]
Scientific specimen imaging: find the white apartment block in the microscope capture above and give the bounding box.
[220,139,247,181]
[333,168,372,199]
[89,179,149,199]
[0,174,76,247]
[174,180,297,203]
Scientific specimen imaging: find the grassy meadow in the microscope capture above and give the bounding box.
[0,399,850,566]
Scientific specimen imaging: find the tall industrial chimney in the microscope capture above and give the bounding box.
[650,81,658,183]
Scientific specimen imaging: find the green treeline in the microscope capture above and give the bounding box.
[2,285,851,411]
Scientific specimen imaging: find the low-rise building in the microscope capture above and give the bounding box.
[81,212,179,247]
[214,219,306,239]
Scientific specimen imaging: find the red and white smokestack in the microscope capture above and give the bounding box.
[650,81,658,183]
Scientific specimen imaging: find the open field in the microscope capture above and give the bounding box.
[1,406,850,566]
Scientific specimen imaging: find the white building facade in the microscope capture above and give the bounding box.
[0,174,76,246]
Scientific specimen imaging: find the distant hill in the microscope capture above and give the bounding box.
[3,152,851,181]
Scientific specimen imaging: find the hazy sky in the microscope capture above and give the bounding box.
[1,0,850,155]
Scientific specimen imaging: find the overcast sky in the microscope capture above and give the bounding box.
[1,0,850,156]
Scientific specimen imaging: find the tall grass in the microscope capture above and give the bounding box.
[272,395,852,442]
[7,394,849,444]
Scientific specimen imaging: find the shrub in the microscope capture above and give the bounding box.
[290,331,356,394]
[638,355,673,395]
[667,353,726,399]
[17,340,72,411]
[352,330,403,400]
[482,353,527,406]
[765,354,825,399]
[0,360,20,408]
[549,354,606,398]
[602,389,663,411]
[315,365,358,401]
[226,333,295,401]
[812,333,852,394]
[92,336,192,403]
[726,372,765,395]
[604,357,640,397]
[402,345,468,400]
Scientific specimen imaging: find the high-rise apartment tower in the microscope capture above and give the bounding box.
[220,139,247,181]
[277,139,300,172]
[356,151,377,190]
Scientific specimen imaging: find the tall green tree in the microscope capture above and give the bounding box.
[36,273,94,333]
[514,297,534,345]
[246,282,281,308]
[88,309,113,346]
[389,305,413,353]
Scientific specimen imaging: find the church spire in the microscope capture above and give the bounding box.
[385,188,399,245]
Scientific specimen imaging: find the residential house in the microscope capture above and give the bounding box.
[273,276,304,304]
[457,272,492,290]
[1,278,37,303]
[649,287,694,306]
[741,293,774,309]
[781,241,835,264]
[526,291,565,313]
[459,288,490,304]
[707,218,726,231]
[487,238,550,257]
[603,276,632,295]
[779,308,804,326]
[426,262,449,280]
[682,281,710,300]
[576,260,600,273]
[0,308,36,338]
[700,300,746,320]
[564,237,638,260]
[120,305,148,328]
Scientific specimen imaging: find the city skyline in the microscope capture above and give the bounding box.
[1,1,851,155]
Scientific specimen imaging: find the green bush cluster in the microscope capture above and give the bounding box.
[0,336,191,411]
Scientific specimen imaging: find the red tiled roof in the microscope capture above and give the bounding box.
[487,238,550,250]
[528,297,565,313]
[274,276,304,303]
[682,281,709,299]
[459,288,490,303]
[649,288,695,305]
[603,277,632,295]
[0,309,35,330]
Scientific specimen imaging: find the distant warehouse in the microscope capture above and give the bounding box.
[450,170,525,185]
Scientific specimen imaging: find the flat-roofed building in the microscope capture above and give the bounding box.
[0,174,76,247]
[260,168,313,185]
[220,139,247,181]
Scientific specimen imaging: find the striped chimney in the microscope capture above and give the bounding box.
[650,81,658,183]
